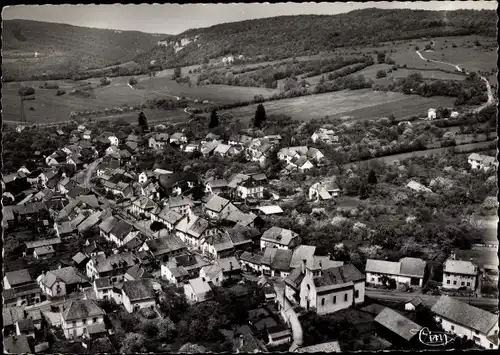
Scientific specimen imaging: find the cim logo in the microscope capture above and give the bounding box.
[412,327,456,347]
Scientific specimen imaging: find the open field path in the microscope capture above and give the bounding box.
[416,48,496,113]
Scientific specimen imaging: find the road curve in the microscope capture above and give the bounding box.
[415,49,495,113]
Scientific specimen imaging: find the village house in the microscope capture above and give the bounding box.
[152,207,183,231]
[201,230,235,259]
[216,256,242,279]
[214,143,231,157]
[205,178,229,195]
[94,277,113,300]
[86,252,141,283]
[170,132,188,145]
[374,307,422,346]
[266,325,292,347]
[166,195,194,216]
[60,299,105,339]
[239,251,264,274]
[311,128,339,145]
[201,140,219,157]
[255,205,284,216]
[468,153,498,171]
[431,295,499,349]
[365,257,427,288]
[405,296,424,311]
[4,335,33,354]
[201,132,221,145]
[108,220,139,247]
[260,226,301,250]
[131,196,158,218]
[98,215,119,239]
[3,284,42,308]
[204,194,232,219]
[184,277,213,303]
[298,262,365,314]
[82,130,92,140]
[199,264,224,287]
[236,176,265,199]
[139,235,187,262]
[38,267,89,298]
[443,255,478,291]
[149,133,170,149]
[4,269,36,290]
[161,254,210,285]
[309,181,341,200]
[122,279,157,313]
[261,247,293,278]
[182,142,199,153]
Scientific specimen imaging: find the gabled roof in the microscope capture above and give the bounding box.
[256,205,283,215]
[78,212,103,232]
[188,277,212,295]
[407,297,423,308]
[41,267,89,288]
[72,252,89,265]
[110,220,134,240]
[158,208,183,225]
[25,237,62,250]
[3,307,26,327]
[285,268,305,290]
[188,217,209,238]
[217,256,241,273]
[34,245,55,256]
[314,264,364,291]
[145,235,186,256]
[214,144,231,155]
[94,277,112,290]
[375,307,422,341]
[206,232,234,251]
[98,215,119,234]
[239,251,263,265]
[4,335,32,354]
[269,249,293,272]
[205,194,230,212]
[168,195,194,208]
[399,257,426,278]
[133,196,158,210]
[261,226,298,246]
[62,299,105,321]
[206,179,228,189]
[365,259,400,276]
[122,279,155,301]
[444,259,477,275]
[295,341,341,353]
[290,245,316,269]
[432,295,498,334]
[5,269,33,287]
[125,264,151,280]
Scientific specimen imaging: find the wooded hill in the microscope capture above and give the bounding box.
[136,8,496,67]
[2,19,171,80]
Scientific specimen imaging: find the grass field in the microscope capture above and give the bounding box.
[220,89,456,122]
[2,72,279,123]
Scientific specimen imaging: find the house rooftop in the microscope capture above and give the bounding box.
[431,295,498,335]
[62,299,105,321]
[375,307,422,341]
[205,194,230,212]
[295,341,341,353]
[188,277,212,295]
[122,279,155,301]
[314,264,364,291]
[5,269,33,286]
[444,259,477,275]
[261,226,298,246]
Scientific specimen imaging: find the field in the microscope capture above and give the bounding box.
[2,72,279,123]
[220,89,456,122]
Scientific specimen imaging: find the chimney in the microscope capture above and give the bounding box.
[230,261,233,270]
[201,277,206,282]
[301,259,307,275]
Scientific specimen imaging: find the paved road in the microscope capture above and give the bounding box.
[273,279,304,347]
[366,289,498,308]
[82,157,103,189]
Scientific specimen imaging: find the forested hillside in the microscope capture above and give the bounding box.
[136,8,496,67]
[2,19,171,80]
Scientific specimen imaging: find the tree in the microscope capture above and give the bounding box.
[359,181,370,200]
[19,86,35,96]
[141,320,159,338]
[174,67,182,78]
[209,109,219,129]
[376,69,387,78]
[100,77,111,86]
[367,169,378,184]
[120,333,147,353]
[138,111,148,130]
[157,317,177,342]
[377,52,386,64]
[253,104,267,128]
[129,77,138,85]
[179,343,207,353]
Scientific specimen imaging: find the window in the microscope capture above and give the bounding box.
[93,318,97,323]
[307,284,310,291]
[451,325,455,330]
[447,280,450,284]
[461,282,465,286]
[467,282,471,286]
[333,296,337,304]
[490,344,494,349]
[453,281,457,285]
[321,298,325,306]
[344,293,348,302]
[355,290,359,298]
[371,277,375,281]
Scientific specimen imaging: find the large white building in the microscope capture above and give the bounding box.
[60,300,105,339]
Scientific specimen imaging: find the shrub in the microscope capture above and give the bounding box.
[100,77,111,86]
[56,89,66,96]
[18,86,35,96]
[376,70,387,79]
[129,77,138,85]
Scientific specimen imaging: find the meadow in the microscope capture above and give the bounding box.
[220,89,457,123]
